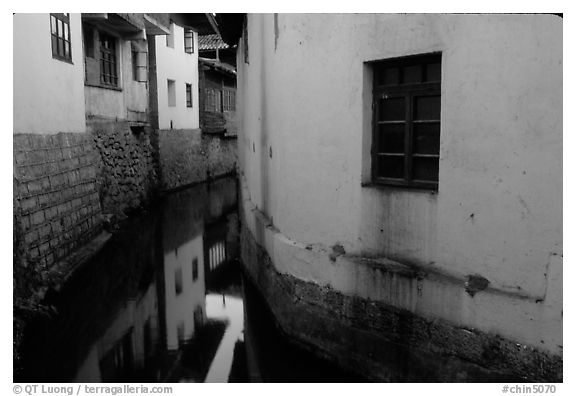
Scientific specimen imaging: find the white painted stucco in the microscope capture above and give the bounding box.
[13,13,86,134]
[155,23,199,130]
[238,14,562,354]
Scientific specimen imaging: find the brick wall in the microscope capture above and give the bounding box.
[13,133,103,271]
[89,119,159,215]
[157,129,237,191]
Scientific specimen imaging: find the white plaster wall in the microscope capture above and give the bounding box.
[238,14,562,353]
[13,13,86,134]
[155,23,199,130]
[239,13,562,297]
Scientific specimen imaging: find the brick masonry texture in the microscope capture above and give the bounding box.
[158,129,237,191]
[88,120,159,215]
[13,133,103,271]
[240,220,563,382]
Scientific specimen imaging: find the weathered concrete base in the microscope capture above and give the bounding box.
[157,128,237,191]
[240,224,562,382]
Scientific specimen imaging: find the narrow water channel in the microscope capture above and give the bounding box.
[17,177,365,383]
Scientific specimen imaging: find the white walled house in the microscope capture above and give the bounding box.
[224,13,563,381]
[152,20,200,130]
[13,13,103,273]
[14,13,86,134]
[81,13,153,123]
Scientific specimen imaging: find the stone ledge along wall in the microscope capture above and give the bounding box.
[88,119,159,215]
[157,129,237,191]
[13,133,103,275]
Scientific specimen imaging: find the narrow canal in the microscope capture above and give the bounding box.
[16,177,365,383]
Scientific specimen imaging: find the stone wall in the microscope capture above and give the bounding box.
[13,133,103,272]
[157,129,237,191]
[88,119,159,215]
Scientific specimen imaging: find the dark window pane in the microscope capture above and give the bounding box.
[51,35,58,55]
[379,97,405,121]
[426,62,441,82]
[413,123,440,154]
[377,155,404,179]
[58,38,64,56]
[378,67,399,86]
[403,65,421,84]
[414,95,440,120]
[378,124,405,153]
[64,41,70,57]
[413,157,439,182]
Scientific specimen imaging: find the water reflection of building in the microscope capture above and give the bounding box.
[19,177,240,383]
[162,233,206,350]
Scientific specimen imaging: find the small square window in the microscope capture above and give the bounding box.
[372,53,441,190]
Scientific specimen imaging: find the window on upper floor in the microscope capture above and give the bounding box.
[50,13,72,62]
[166,23,174,48]
[371,53,441,190]
[186,83,193,107]
[99,32,118,86]
[223,89,236,111]
[184,29,194,54]
[167,79,176,107]
[132,49,147,82]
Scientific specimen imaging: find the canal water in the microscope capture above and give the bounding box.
[17,177,365,383]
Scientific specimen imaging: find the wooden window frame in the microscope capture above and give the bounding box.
[372,53,441,191]
[184,29,194,54]
[99,32,118,87]
[50,13,72,63]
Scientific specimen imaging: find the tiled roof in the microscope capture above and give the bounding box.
[199,57,236,75]
[198,34,230,50]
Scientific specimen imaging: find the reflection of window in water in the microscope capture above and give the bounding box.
[177,321,185,346]
[143,319,152,361]
[99,329,134,381]
[193,306,204,329]
[192,257,198,281]
[208,241,226,271]
[174,267,183,295]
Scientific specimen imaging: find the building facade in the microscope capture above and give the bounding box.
[198,57,237,135]
[230,14,562,381]
[151,15,238,191]
[13,13,103,278]
[151,19,200,130]
[81,13,163,215]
